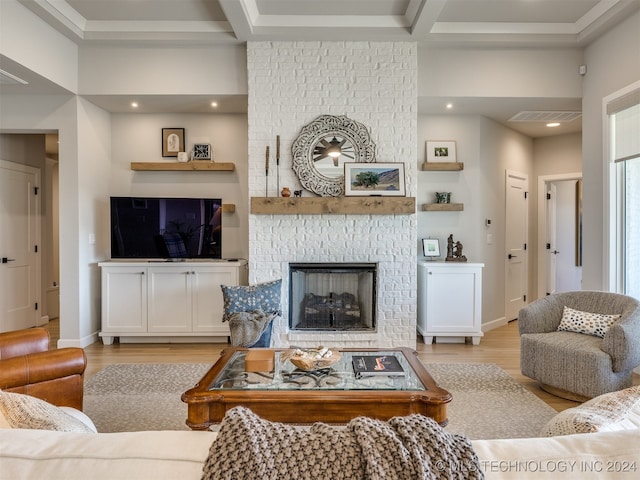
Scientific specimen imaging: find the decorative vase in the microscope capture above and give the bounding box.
[281,187,291,197]
[435,192,451,203]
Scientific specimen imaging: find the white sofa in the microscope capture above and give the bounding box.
[1,428,640,480]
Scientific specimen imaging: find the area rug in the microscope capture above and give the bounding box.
[83,362,558,439]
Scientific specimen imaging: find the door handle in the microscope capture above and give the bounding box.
[2,257,16,263]
[508,254,518,259]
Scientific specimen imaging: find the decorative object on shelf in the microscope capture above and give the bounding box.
[426,140,457,163]
[265,145,270,197]
[292,114,376,197]
[344,162,405,197]
[192,143,211,160]
[422,238,440,259]
[177,152,189,163]
[281,187,291,197]
[435,192,451,203]
[293,190,302,197]
[445,234,468,262]
[162,128,185,157]
[282,347,340,372]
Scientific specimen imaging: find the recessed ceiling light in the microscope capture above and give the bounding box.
[211,102,218,108]
[131,102,138,108]
[546,122,560,127]
[446,103,453,109]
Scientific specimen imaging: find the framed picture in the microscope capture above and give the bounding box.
[162,128,185,157]
[426,141,457,163]
[344,162,406,196]
[192,143,212,160]
[422,238,440,258]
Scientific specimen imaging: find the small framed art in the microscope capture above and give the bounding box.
[162,128,185,157]
[422,238,440,258]
[426,141,457,163]
[344,162,406,196]
[192,143,212,160]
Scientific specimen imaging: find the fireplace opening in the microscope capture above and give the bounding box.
[289,263,377,331]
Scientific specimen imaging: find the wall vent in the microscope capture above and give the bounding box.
[508,111,582,123]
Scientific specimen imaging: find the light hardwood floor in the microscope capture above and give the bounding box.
[46,319,639,413]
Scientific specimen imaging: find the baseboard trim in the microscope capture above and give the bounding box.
[482,316,508,333]
[57,331,99,349]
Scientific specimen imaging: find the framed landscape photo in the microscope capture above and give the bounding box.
[162,128,185,157]
[344,162,406,196]
[422,238,440,258]
[426,140,457,163]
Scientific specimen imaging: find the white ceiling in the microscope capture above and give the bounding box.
[6,0,640,138]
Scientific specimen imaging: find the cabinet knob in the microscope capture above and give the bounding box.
[428,271,433,275]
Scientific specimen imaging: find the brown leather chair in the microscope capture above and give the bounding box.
[0,327,87,410]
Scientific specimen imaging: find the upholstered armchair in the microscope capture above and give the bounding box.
[0,327,87,410]
[519,291,640,401]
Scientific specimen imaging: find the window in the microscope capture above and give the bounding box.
[609,86,640,299]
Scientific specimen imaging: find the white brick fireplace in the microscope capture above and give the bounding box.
[247,41,417,348]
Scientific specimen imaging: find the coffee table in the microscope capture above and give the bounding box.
[182,347,451,430]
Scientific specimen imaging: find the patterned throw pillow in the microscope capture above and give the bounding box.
[556,306,621,338]
[0,390,95,433]
[541,386,640,436]
[221,279,282,322]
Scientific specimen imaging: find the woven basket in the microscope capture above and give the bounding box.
[283,348,341,371]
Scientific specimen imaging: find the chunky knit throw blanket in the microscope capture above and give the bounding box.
[202,407,484,480]
[225,310,273,347]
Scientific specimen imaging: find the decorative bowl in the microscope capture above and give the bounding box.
[282,347,341,371]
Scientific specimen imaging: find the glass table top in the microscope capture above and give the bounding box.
[207,350,426,391]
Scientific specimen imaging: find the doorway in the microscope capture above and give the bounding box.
[537,173,582,298]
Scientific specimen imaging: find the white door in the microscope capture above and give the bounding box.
[505,170,528,321]
[0,160,40,332]
[546,183,558,295]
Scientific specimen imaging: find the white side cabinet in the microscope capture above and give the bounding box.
[417,261,484,345]
[99,261,248,344]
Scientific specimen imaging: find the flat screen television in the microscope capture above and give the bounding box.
[110,197,222,260]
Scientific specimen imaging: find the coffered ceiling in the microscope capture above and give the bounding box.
[6,0,640,138]
[17,0,638,46]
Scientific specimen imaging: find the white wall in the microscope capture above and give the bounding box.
[582,10,640,290]
[0,0,78,93]
[79,45,247,95]
[109,113,249,259]
[418,46,583,99]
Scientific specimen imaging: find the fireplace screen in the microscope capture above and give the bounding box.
[289,263,377,331]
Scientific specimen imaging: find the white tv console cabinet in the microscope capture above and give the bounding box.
[98,260,248,344]
[417,261,484,345]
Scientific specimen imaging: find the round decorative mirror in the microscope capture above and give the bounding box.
[292,115,376,196]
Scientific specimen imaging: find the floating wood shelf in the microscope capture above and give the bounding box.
[422,203,464,212]
[221,204,235,213]
[421,162,464,171]
[251,196,416,215]
[130,162,235,171]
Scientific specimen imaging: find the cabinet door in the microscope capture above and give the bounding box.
[147,267,191,333]
[101,267,147,332]
[191,266,237,333]
[425,266,479,333]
